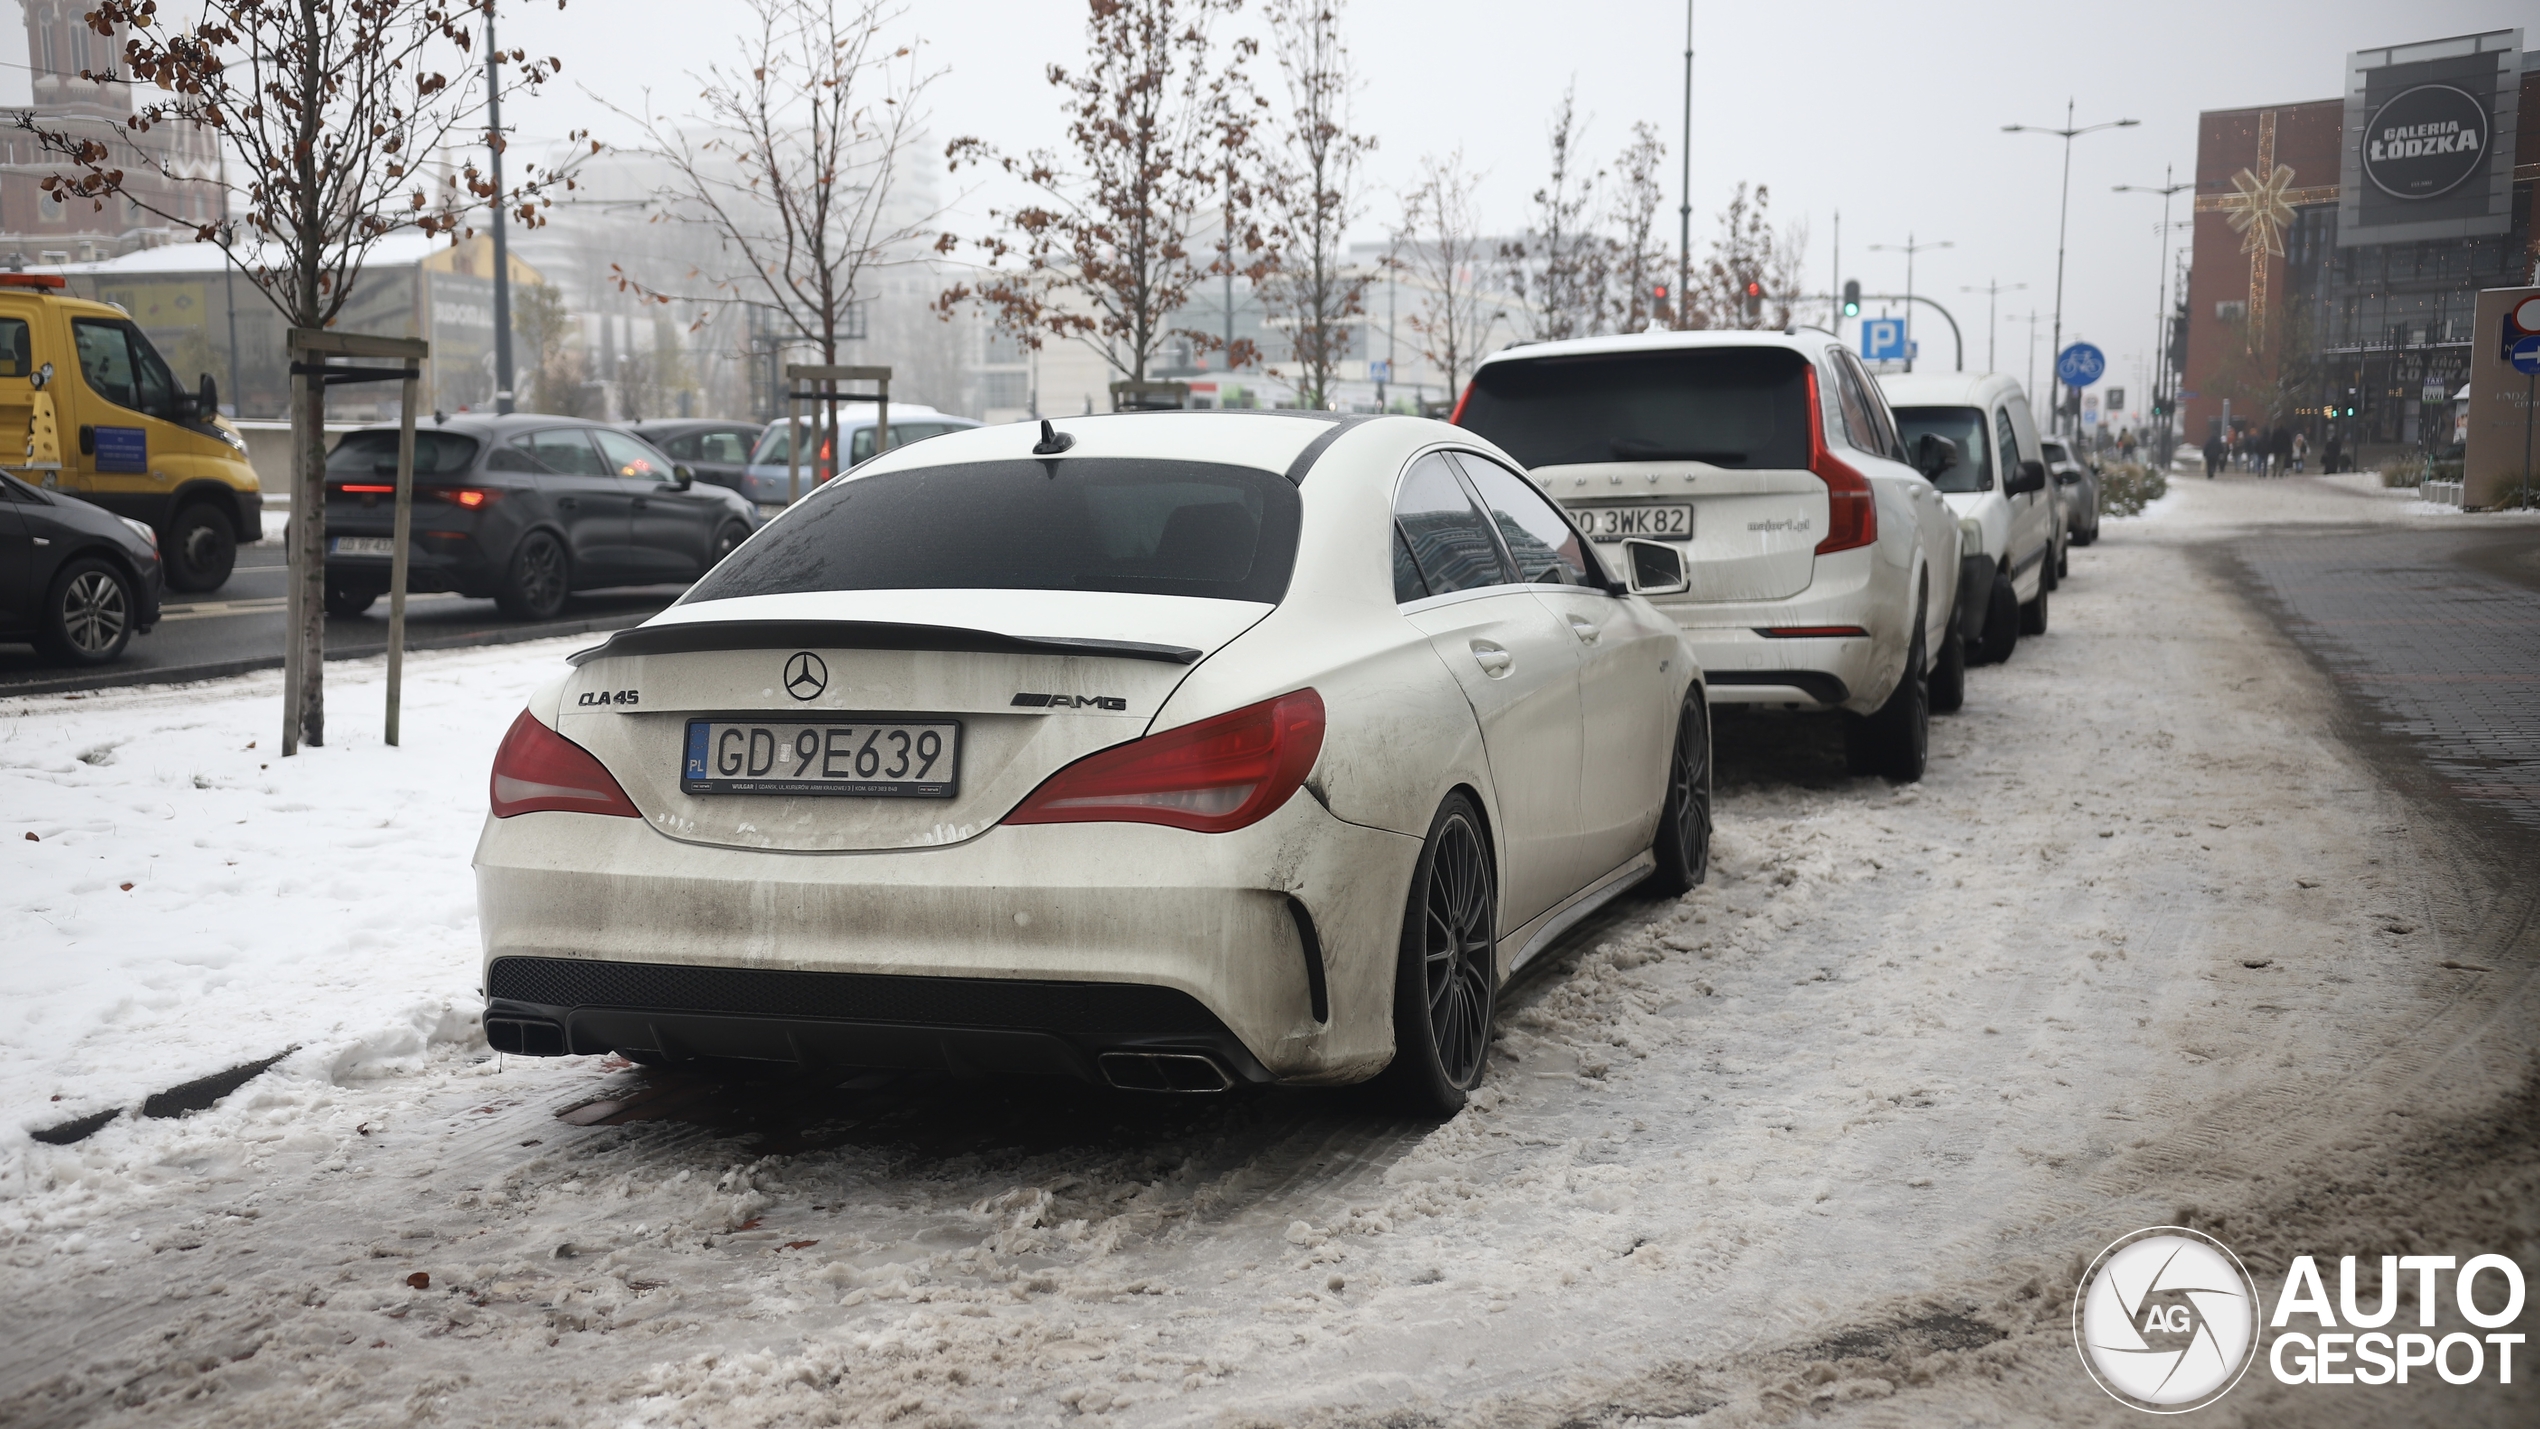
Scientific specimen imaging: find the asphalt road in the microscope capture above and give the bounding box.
[0,538,686,697]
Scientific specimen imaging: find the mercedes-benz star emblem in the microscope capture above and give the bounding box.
[783,652,827,701]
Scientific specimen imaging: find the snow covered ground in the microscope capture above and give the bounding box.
[2,478,2534,1427]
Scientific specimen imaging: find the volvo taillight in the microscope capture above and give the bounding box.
[489,710,641,818]
[1804,366,1878,555]
[1005,690,1325,834]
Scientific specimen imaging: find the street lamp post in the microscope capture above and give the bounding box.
[487,1,514,415]
[2114,167,2192,464]
[1869,234,1951,373]
[2004,101,2139,435]
[1676,0,1694,330]
[1961,279,2026,373]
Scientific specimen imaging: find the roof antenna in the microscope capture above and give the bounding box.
[1032,418,1075,456]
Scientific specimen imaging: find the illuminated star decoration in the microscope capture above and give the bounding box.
[2221,163,2296,259]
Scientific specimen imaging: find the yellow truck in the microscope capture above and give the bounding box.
[0,272,260,591]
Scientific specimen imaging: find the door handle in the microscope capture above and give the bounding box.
[1469,641,1513,676]
[631,497,649,510]
[557,497,578,510]
[1566,615,1600,644]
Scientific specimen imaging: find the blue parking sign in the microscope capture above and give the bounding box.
[1861,319,1908,363]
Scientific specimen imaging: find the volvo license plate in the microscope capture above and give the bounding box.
[1576,504,1693,542]
[682,719,960,798]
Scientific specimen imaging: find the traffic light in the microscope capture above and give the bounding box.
[1841,279,1861,318]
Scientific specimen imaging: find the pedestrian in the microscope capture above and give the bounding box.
[2325,433,2344,474]
[2292,431,2309,473]
[2271,425,2293,478]
[2203,430,2222,480]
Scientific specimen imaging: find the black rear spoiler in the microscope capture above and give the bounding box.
[567,619,1202,667]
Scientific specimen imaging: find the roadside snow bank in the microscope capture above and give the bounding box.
[0,640,580,1144]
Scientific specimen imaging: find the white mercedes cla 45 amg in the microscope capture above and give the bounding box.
[473,412,1708,1115]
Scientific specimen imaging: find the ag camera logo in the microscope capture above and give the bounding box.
[2074,1227,2260,1412]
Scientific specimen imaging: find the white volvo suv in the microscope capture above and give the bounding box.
[1454,330,1963,780]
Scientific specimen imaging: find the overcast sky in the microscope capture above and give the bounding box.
[496,0,2531,400]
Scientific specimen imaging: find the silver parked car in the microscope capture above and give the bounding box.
[2041,439,2099,553]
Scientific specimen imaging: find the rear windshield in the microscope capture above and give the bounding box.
[1890,407,1991,494]
[1457,347,1812,470]
[682,457,1301,605]
[325,430,483,478]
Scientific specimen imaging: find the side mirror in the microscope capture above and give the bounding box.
[2008,458,2047,495]
[1620,538,1690,596]
[1911,433,1958,481]
[197,373,219,420]
[670,463,695,490]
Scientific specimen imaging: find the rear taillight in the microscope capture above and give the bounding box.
[1803,366,1878,555]
[336,483,395,495]
[1005,690,1325,834]
[436,488,499,509]
[489,710,641,819]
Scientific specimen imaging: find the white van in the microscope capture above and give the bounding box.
[1879,372,2055,664]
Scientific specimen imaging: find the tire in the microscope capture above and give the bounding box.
[2020,580,2050,636]
[163,502,237,593]
[1843,605,1927,783]
[495,530,570,621]
[1929,609,1966,714]
[1976,573,2019,665]
[1378,793,1498,1118]
[1642,695,1711,898]
[324,578,380,618]
[2053,540,2068,583]
[710,522,750,567]
[36,557,135,665]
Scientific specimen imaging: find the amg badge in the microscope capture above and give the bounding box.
[1011,693,1128,710]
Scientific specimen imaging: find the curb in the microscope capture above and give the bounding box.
[1,611,653,699]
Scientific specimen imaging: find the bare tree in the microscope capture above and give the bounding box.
[937,0,1265,388]
[1695,183,1808,330]
[1607,122,1670,333]
[1255,0,1372,410]
[511,282,594,416]
[24,0,577,752]
[1389,151,1499,404]
[609,0,940,393]
[1498,85,1605,342]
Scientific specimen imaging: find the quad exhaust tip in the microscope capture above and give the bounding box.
[1098,1051,1232,1093]
[486,1016,568,1057]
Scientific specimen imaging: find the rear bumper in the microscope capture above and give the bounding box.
[472,792,1422,1086]
[483,957,1272,1086]
[1649,547,1907,713]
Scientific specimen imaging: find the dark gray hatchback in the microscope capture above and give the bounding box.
[321,414,759,620]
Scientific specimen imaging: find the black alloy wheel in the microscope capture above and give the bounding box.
[1977,573,2020,665]
[39,557,134,664]
[164,503,237,592]
[497,530,570,621]
[1645,694,1712,897]
[1382,793,1498,1117]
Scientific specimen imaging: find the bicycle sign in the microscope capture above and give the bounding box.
[2055,342,2106,388]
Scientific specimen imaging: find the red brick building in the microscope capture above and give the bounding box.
[2182,37,2537,462]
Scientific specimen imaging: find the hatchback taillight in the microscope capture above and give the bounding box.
[1005,690,1325,834]
[1803,367,1878,555]
[489,710,641,818]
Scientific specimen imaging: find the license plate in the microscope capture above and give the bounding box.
[329,536,396,558]
[1576,504,1693,542]
[681,718,960,798]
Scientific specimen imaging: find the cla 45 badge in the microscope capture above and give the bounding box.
[577,690,639,707]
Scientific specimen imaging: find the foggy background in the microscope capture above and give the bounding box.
[490,0,2531,407]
